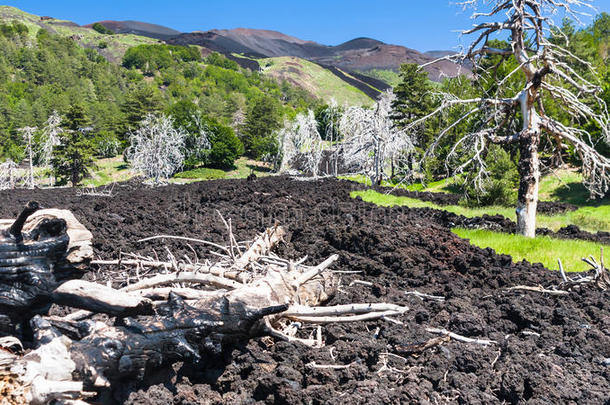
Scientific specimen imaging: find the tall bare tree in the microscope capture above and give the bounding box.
[17,126,37,189]
[127,114,187,184]
[278,110,324,176]
[410,0,610,237]
[340,91,414,185]
[0,160,17,190]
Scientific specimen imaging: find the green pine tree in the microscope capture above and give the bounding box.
[52,105,94,186]
[241,95,282,159]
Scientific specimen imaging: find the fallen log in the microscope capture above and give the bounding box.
[0,202,93,331]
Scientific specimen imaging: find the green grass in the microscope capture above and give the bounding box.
[358,69,402,87]
[351,189,610,232]
[172,157,274,183]
[340,174,459,193]
[82,156,135,187]
[452,228,608,272]
[260,56,373,106]
[173,167,227,180]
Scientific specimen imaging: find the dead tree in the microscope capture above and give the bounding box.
[38,111,63,165]
[0,159,17,190]
[17,126,38,189]
[340,91,414,185]
[412,0,610,237]
[126,114,187,184]
[278,110,324,177]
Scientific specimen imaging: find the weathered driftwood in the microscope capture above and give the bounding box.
[2,254,341,402]
[52,280,154,317]
[0,202,93,330]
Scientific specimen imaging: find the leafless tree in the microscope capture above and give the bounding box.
[278,110,324,177]
[126,114,187,184]
[340,91,414,185]
[411,0,610,237]
[17,126,37,189]
[0,160,18,190]
[189,111,212,161]
[38,111,63,166]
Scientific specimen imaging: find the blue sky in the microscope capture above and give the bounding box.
[5,0,610,51]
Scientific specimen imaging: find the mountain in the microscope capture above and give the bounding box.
[167,28,470,81]
[84,20,180,40]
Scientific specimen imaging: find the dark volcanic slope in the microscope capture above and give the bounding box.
[170,28,471,81]
[85,20,181,40]
[1,177,609,404]
[166,31,266,58]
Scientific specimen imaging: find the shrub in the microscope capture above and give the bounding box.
[0,21,29,38]
[98,41,108,49]
[207,121,243,169]
[92,23,114,35]
[205,52,239,71]
[462,145,519,206]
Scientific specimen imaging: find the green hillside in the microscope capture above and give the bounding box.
[0,6,157,62]
[260,57,374,106]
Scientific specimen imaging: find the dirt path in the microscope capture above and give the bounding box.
[1,177,608,404]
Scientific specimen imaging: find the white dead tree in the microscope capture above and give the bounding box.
[127,114,187,184]
[17,126,37,189]
[0,160,17,190]
[38,111,63,166]
[412,0,610,237]
[189,111,212,162]
[340,91,414,185]
[38,111,63,184]
[278,110,324,177]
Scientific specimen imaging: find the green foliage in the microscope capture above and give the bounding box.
[205,52,239,71]
[98,41,108,49]
[314,103,343,142]
[52,105,95,185]
[206,119,243,169]
[120,85,163,137]
[461,145,519,207]
[122,44,201,73]
[0,21,28,38]
[91,22,114,35]
[241,95,282,159]
[166,100,243,169]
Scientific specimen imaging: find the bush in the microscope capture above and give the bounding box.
[92,23,114,35]
[462,145,519,206]
[98,41,108,49]
[205,52,239,71]
[207,121,243,169]
[0,21,28,38]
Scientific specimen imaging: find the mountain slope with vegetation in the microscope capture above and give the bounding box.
[0,8,320,171]
[259,57,375,106]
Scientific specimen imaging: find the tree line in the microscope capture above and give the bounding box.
[0,23,320,184]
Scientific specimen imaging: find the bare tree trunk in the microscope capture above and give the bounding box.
[27,134,34,190]
[516,92,541,237]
